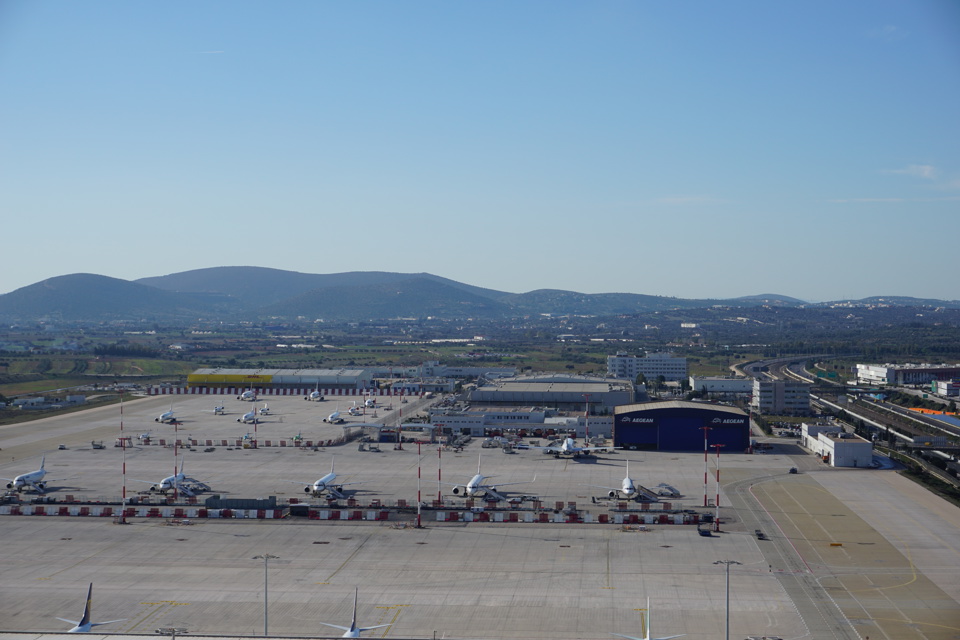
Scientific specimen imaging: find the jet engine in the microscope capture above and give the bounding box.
[303,486,313,493]
[149,485,160,492]
[451,485,466,495]
[6,481,14,489]
[35,482,46,490]
[608,490,618,498]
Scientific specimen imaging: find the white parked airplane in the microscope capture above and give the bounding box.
[364,395,376,408]
[259,403,270,416]
[237,389,257,401]
[237,407,258,424]
[588,459,640,500]
[133,458,198,496]
[155,408,177,423]
[447,453,535,501]
[318,588,391,638]
[2,455,48,493]
[213,404,226,415]
[536,436,609,458]
[611,597,684,640]
[305,383,324,402]
[287,458,359,499]
[56,583,125,633]
[323,405,344,424]
[347,402,362,417]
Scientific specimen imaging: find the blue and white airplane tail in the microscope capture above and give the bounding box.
[318,588,392,638]
[56,583,125,633]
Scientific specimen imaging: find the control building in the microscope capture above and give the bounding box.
[607,352,688,382]
[689,376,754,394]
[613,401,750,452]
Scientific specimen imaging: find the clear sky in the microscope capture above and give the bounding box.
[1,1,958,302]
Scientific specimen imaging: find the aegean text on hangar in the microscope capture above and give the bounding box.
[613,400,750,452]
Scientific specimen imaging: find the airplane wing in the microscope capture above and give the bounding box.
[612,635,685,640]
[481,475,535,488]
[317,623,351,633]
[585,483,622,492]
[55,618,80,626]
[358,624,393,632]
[90,619,127,627]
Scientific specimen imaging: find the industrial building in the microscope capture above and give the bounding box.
[856,363,960,386]
[607,352,688,381]
[933,380,960,397]
[613,401,750,452]
[467,374,635,413]
[751,379,811,415]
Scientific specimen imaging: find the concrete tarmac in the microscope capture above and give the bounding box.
[0,394,958,639]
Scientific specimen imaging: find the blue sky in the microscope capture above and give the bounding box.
[1,1,958,302]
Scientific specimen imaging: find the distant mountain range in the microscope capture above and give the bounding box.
[0,267,956,323]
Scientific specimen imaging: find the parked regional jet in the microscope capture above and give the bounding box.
[56,583,125,633]
[213,404,226,415]
[347,402,362,417]
[611,598,684,640]
[133,458,199,496]
[287,458,359,498]
[259,403,270,416]
[318,588,391,638]
[588,459,640,500]
[446,453,535,501]
[364,396,376,408]
[2,455,48,493]
[237,407,258,424]
[536,436,609,458]
[323,405,344,424]
[237,389,257,401]
[155,408,177,423]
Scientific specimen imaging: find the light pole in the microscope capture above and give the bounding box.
[252,553,279,636]
[713,560,741,640]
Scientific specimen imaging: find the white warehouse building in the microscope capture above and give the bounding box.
[801,423,873,468]
[752,379,811,415]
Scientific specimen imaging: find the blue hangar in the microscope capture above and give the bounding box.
[613,401,751,452]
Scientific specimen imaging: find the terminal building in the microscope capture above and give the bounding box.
[187,368,377,391]
[613,401,750,452]
[428,406,613,438]
[607,352,688,382]
[467,374,635,413]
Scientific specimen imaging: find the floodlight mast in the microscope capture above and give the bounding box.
[713,560,741,640]
[252,553,279,636]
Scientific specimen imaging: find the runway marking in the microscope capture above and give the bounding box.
[322,533,372,582]
[374,605,407,638]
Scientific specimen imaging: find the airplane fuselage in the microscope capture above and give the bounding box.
[308,471,338,494]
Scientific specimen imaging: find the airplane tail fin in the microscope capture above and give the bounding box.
[477,452,482,475]
[350,587,359,632]
[80,583,93,627]
[40,455,46,470]
[178,456,185,475]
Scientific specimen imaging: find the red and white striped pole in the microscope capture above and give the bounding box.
[712,443,725,531]
[120,397,127,524]
[437,445,442,503]
[703,431,708,508]
[417,441,422,528]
